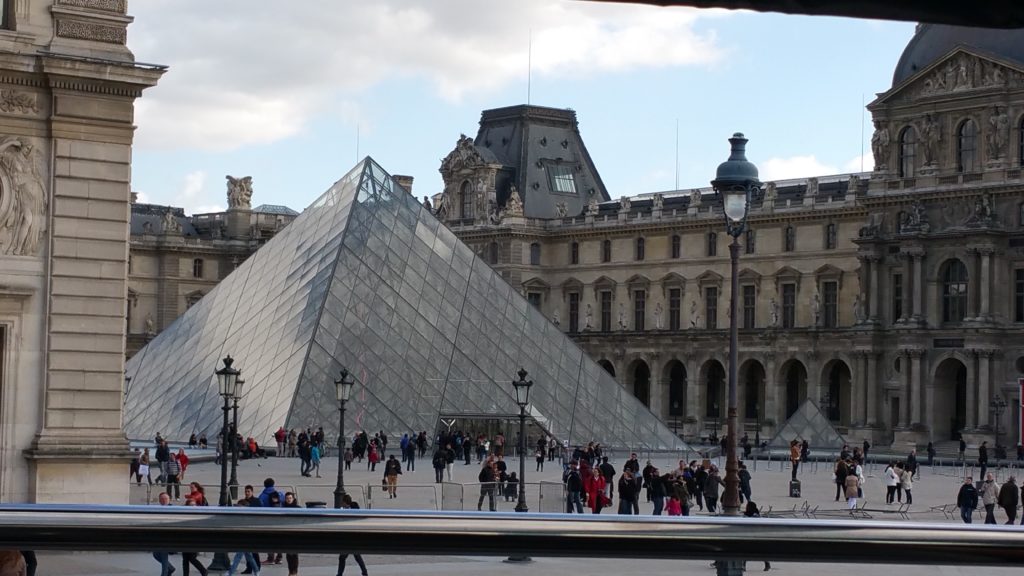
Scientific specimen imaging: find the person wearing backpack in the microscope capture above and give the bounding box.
[563,460,584,513]
[432,448,446,483]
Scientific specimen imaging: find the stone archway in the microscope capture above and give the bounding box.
[820,359,853,426]
[934,357,968,441]
[664,360,687,418]
[700,360,726,426]
[627,359,651,408]
[740,359,766,421]
[779,359,808,419]
[598,359,616,378]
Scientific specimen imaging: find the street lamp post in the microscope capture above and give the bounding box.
[512,368,533,513]
[209,355,239,573]
[229,378,244,500]
[334,368,355,509]
[711,132,761,518]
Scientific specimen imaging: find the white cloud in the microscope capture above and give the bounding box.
[759,154,868,181]
[172,170,224,215]
[128,1,724,151]
[843,154,873,173]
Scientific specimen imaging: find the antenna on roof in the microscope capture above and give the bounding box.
[860,94,865,173]
[675,118,680,191]
[356,123,360,162]
[527,28,533,106]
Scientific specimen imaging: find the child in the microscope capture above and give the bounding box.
[665,493,683,516]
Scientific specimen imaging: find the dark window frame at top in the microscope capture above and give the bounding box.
[635,237,645,261]
[707,232,717,257]
[545,162,578,195]
[568,292,580,334]
[601,239,612,263]
[705,286,718,329]
[941,259,969,323]
[670,234,681,259]
[668,287,681,331]
[192,258,204,279]
[892,272,903,322]
[956,118,978,173]
[899,126,916,178]
[1015,268,1024,323]
[527,292,542,310]
[460,180,473,219]
[600,290,613,332]
[745,229,756,254]
[822,280,838,328]
[489,242,499,265]
[633,289,646,331]
[781,283,796,328]
[570,241,579,265]
[742,284,756,329]
[824,222,838,250]
[0,1,12,30]
[784,225,796,252]
[529,242,541,266]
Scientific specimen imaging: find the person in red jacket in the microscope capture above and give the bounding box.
[584,466,607,514]
[176,449,190,481]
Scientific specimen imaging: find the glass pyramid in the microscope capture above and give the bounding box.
[125,158,687,451]
[768,399,846,449]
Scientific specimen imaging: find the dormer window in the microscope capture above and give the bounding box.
[547,163,577,194]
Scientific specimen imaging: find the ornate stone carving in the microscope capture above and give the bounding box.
[689,189,702,207]
[811,290,821,326]
[226,175,253,209]
[871,121,890,170]
[503,185,523,217]
[421,196,432,213]
[0,137,46,256]
[619,196,631,213]
[805,177,819,197]
[914,53,1022,99]
[853,294,865,324]
[0,90,38,115]
[763,181,777,209]
[652,193,664,211]
[940,198,972,228]
[966,192,998,226]
[847,174,861,195]
[441,134,487,174]
[554,200,568,219]
[858,211,886,238]
[768,297,779,328]
[987,106,1009,160]
[55,18,127,45]
[919,113,941,167]
[899,199,930,233]
[162,210,181,235]
[585,195,599,216]
[56,0,127,13]
[654,302,663,329]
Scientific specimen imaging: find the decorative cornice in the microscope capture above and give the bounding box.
[55,0,127,13]
[55,17,126,45]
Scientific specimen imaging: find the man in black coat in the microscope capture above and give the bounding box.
[563,460,584,513]
[599,457,616,499]
[998,476,1019,524]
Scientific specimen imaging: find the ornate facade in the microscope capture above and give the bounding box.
[437,25,1024,450]
[0,0,163,502]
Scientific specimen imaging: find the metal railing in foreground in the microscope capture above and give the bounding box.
[0,505,1022,565]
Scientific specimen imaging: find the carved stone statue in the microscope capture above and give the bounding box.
[226,175,253,209]
[769,297,779,328]
[853,294,864,324]
[504,185,524,217]
[871,121,890,170]
[920,114,941,166]
[652,193,664,211]
[689,299,700,328]
[475,177,488,220]
[987,106,1009,159]
[619,196,631,213]
[805,177,819,197]
[689,189,702,207]
[654,302,663,330]
[552,308,560,327]
[438,188,453,220]
[0,137,46,256]
[145,313,155,337]
[422,196,432,213]
[162,210,181,235]
[586,195,599,216]
[618,303,626,330]
[847,174,861,195]
[555,201,568,219]
[584,304,593,331]
[811,291,822,327]
[763,181,777,206]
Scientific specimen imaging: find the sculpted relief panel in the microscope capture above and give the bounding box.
[0,137,46,256]
[912,52,1023,99]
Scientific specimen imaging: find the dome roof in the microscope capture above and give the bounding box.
[892,24,1024,87]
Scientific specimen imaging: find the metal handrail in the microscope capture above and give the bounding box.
[0,505,1022,565]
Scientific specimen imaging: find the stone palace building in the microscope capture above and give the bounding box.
[433,24,1024,450]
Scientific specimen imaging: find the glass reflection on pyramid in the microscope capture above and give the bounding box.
[125,158,687,451]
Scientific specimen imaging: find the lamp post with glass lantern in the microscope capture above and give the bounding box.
[334,368,355,509]
[512,368,533,513]
[215,355,239,506]
[229,377,244,500]
[711,132,761,517]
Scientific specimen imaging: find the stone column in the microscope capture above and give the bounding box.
[866,353,878,426]
[898,351,910,428]
[965,352,977,429]
[910,350,923,427]
[764,354,778,430]
[977,350,992,428]
[979,249,992,321]
[901,252,912,323]
[868,256,880,323]
[850,352,865,426]
[967,248,981,319]
[649,356,663,419]
[912,253,925,321]
[685,360,699,420]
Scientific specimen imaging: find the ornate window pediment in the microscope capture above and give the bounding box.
[696,270,723,289]
[593,275,616,297]
[738,268,762,291]
[522,277,550,296]
[625,274,650,290]
[560,277,583,293]
[774,265,802,291]
[659,272,686,297]
[814,264,844,289]
[876,48,1024,106]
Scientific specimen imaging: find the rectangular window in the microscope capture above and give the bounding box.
[825,223,838,250]
[892,273,903,322]
[782,283,796,328]
[742,285,756,329]
[668,288,681,331]
[1015,269,1024,323]
[600,291,612,332]
[568,292,580,334]
[634,290,646,331]
[192,258,204,279]
[635,238,645,261]
[529,243,541,266]
[707,232,717,257]
[548,164,577,194]
[570,242,579,265]
[823,281,838,328]
[671,235,681,259]
[705,287,718,329]
[527,292,542,310]
[602,240,612,263]
[745,229,755,254]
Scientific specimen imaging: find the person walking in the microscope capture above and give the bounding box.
[981,472,999,524]
[979,442,990,481]
[535,447,545,472]
[432,448,446,484]
[477,457,497,512]
[444,444,455,482]
[900,465,913,505]
[165,453,182,501]
[704,466,724,514]
[738,462,752,504]
[404,439,416,471]
[844,469,860,509]
[926,442,936,467]
[584,467,607,514]
[998,476,1018,524]
[181,498,209,576]
[617,469,639,515]
[957,476,979,524]
[311,442,322,478]
[789,440,800,481]
[337,494,369,576]
[283,492,301,576]
[649,470,666,516]
[563,460,584,513]
[152,492,176,576]
[384,455,402,499]
[833,458,848,502]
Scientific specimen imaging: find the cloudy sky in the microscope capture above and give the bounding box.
[127,1,915,214]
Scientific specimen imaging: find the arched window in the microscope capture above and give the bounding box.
[601,239,612,263]
[941,259,969,323]
[635,237,645,261]
[460,181,473,219]
[569,241,579,265]
[489,242,499,265]
[784,225,796,252]
[670,234,681,259]
[529,243,541,266]
[899,126,916,178]
[957,119,977,173]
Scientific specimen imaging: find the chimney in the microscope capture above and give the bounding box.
[393,175,414,194]
[131,191,138,204]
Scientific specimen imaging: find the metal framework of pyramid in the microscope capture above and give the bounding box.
[768,399,846,449]
[125,158,686,451]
